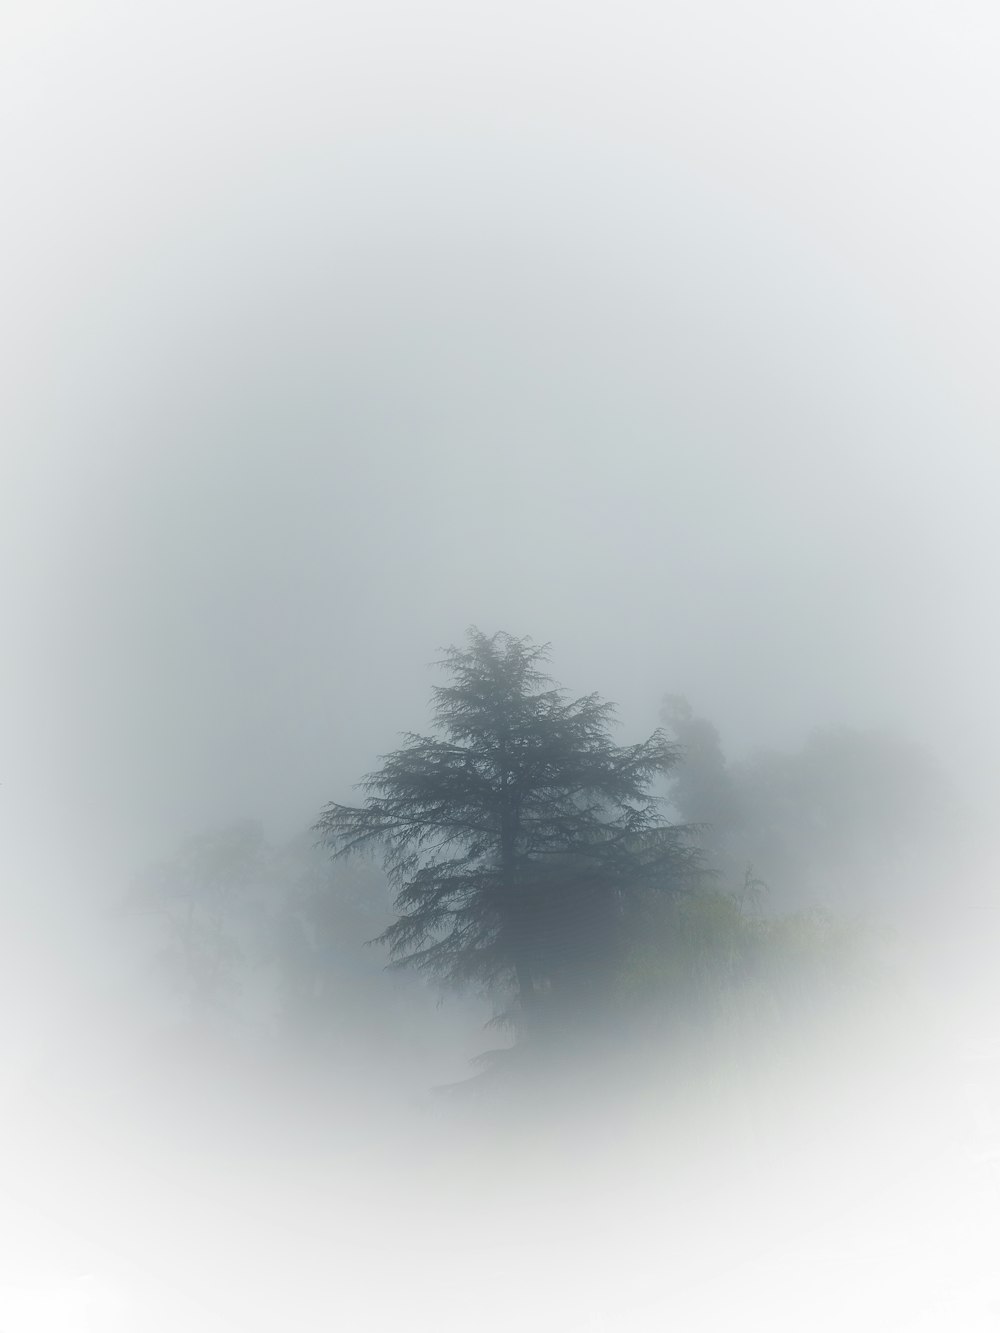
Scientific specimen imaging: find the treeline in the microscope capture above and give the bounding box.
[122,630,953,1092]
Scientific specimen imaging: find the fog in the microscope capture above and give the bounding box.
[2,1,1000,1328]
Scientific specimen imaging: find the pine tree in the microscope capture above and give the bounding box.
[315,629,700,1040]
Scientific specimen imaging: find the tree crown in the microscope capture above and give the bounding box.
[315,630,697,1012]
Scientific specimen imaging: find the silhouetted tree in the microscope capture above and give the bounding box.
[316,630,700,1041]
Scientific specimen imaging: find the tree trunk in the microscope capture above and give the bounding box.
[515,955,537,1035]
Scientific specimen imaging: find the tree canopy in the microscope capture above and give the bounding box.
[662,695,957,912]
[315,629,701,1038]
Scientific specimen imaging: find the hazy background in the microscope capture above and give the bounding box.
[2,2,1000,1327]
[4,0,1000,885]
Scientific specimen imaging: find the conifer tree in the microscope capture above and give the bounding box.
[315,629,699,1037]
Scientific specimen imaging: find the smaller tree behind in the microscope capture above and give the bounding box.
[124,819,273,1021]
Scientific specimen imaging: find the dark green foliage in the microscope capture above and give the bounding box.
[315,629,702,1035]
[616,861,889,1093]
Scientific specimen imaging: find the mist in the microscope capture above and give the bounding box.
[2,1,1000,1328]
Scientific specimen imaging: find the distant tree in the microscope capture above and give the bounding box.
[734,726,957,911]
[660,694,745,887]
[316,630,701,1044]
[661,696,956,912]
[125,819,274,1020]
[262,834,395,1033]
[125,816,460,1077]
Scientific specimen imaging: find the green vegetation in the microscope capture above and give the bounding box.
[125,628,909,1090]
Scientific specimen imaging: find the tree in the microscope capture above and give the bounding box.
[124,819,274,1021]
[660,697,958,914]
[315,630,700,1044]
[261,832,398,1035]
[660,694,745,888]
